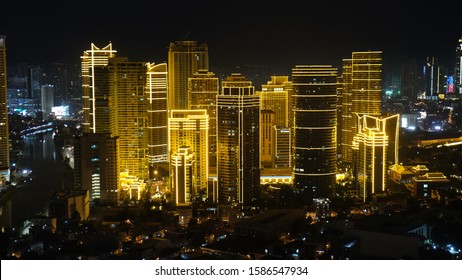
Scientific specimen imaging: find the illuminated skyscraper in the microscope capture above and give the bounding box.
[259,76,292,128]
[260,109,275,168]
[336,70,344,160]
[81,43,117,133]
[341,51,382,165]
[340,59,352,164]
[188,70,219,169]
[455,37,462,94]
[355,114,399,202]
[274,128,291,168]
[292,65,337,204]
[169,109,209,203]
[423,56,446,99]
[258,76,293,168]
[0,35,9,185]
[147,63,169,172]
[108,58,149,182]
[168,41,208,110]
[217,73,260,207]
[171,146,194,206]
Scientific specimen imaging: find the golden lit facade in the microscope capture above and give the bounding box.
[275,127,291,168]
[260,109,275,168]
[259,76,292,128]
[169,109,209,200]
[338,60,350,162]
[168,41,208,110]
[81,43,117,133]
[147,63,169,169]
[0,36,9,185]
[188,70,219,169]
[355,114,399,202]
[292,65,338,203]
[341,51,382,164]
[258,76,292,168]
[120,171,146,201]
[171,146,194,206]
[108,58,149,182]
[217,73,260,207]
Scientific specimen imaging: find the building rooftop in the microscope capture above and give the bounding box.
[414,172,449,182]
[234,208,305,234]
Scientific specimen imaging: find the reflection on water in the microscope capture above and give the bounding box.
[11,131,72,227]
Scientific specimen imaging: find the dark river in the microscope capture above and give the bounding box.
[11,131,73,227]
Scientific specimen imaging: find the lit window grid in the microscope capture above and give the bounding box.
[168,110,209,194]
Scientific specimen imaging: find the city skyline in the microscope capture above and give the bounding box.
[2,1,462,263]
[2,1,461,72]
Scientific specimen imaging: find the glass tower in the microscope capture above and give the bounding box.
[292,65,338,205]
[341,51,382,165]
[217,73,260,208]
[168,41,208,110]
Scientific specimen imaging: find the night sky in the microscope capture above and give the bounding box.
[2,0,462,73]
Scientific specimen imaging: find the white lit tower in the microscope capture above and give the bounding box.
[147,62,169,177]
[81,43,117,133]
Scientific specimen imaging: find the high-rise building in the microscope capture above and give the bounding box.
[41,84,54,121]
[26,66,43,99]
[147,63,169,172]
[74,133,119,203]
[260,109,275,168]
[108,58,150,182]
[169,109,209,203]
[259,76,292,128]
[80,44,166,201]
[355,114,399,202]
[455,37,462,94]
[171,146,194,206]
[401,57,419,100]
[336,65,344,162]
[81,43,117,133]
[258,76,292,168]
[91,64,111,133]
[217,73,260,207]
[168,41,208,110]
[274,127,291,168]
[292,65,337,204]
[0,35,9,185]
[423,56,446,99]
[188,70,219,169]
[341,51,382,165]
[340,59,352,165]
